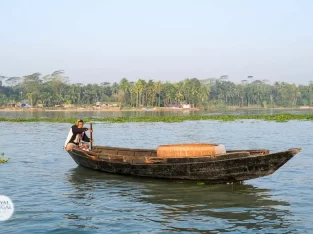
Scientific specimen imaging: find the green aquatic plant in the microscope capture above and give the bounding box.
[0,152,9,163]
[0,114,313,124]
[197,182,206,185]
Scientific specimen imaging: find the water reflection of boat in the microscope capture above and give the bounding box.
[66,144,301,184]
[65,167,294,233]
[139,183,294,233]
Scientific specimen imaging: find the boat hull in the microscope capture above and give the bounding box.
[67,147,301,183]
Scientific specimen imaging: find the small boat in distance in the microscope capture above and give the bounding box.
[66,143,301,184]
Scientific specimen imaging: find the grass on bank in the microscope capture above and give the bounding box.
[1,114,313,124]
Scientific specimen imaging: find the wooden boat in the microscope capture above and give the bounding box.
[67,145,301,184]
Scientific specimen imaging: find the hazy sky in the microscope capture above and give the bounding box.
[1,0,312,85]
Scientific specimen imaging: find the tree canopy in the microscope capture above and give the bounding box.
[0,71,312,109]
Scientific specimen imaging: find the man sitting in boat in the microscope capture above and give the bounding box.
[64,119,92,151]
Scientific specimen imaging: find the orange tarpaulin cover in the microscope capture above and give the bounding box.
[157,143,226,158]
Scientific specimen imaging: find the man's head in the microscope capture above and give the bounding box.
[77,119,84,128]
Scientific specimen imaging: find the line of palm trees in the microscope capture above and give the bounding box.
[0,71,312,108]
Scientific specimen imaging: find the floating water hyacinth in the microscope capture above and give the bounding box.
[0,153,9,163]
[0,114,313,123]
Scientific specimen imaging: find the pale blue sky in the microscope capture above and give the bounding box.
[0,0,312,84]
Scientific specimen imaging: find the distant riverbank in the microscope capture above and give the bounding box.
[1,105,312,112]
[0,106,202,112]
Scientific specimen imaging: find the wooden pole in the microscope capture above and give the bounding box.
[90,122,93,151]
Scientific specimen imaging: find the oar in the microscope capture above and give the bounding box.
[90,122,93,151]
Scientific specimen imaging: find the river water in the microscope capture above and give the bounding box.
[1,116,313,233]
[1,108,313,119]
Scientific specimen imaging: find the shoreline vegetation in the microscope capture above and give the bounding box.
[1,105,313,112]
[1,71,313,112]
[1,113,313,123]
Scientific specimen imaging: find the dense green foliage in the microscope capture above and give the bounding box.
[1,71,313,108]
[1,114,313,123]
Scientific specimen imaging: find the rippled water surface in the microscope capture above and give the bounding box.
[1,108,313,119]
[1,119,313,233]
